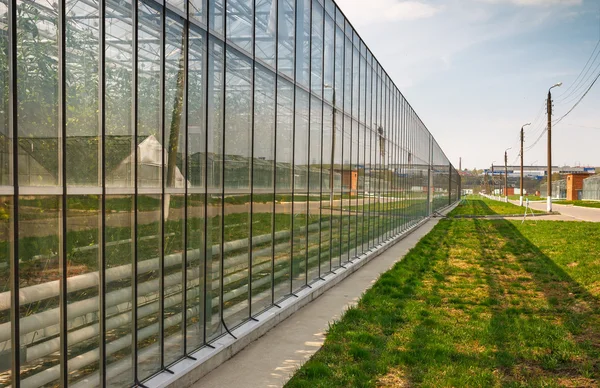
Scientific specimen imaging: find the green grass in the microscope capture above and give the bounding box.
[449,196,544,216]
[286,219,600,387]
[508,195,545,201]
[554,200,600,209]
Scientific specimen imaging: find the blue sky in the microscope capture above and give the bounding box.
[335,0,600,169]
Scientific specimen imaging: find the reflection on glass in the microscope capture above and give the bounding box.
[17,0,58,187]
[18,196,60,386]
[278,0,294,78]
[0,0,9,186]
[0,196,11,387]
[255,0,276,67]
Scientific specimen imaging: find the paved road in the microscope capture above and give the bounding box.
[510,200,600,222]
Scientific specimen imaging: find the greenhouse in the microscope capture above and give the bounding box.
[0,0,460,386]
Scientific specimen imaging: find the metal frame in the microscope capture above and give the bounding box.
[0,0,461,385]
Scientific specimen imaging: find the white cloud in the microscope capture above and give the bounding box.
[336,0,441,26]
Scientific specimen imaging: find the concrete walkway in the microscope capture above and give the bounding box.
[509,200,600,222]
[194,214,448,388]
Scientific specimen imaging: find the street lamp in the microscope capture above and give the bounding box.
[491,160,496,197]
[547,82,562,212]
[504,147,511,202]
[519,123,531,206]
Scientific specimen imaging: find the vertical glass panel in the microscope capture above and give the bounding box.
[67,0,100,187]
[319,104,332,275]
[352,46,359,119]
[273,77,292,301]
[0,197,11,387]
[252,66,275,314]
[292,88,308,291]
[325,0,333,16]
[106,0,134,189]
[190,0,206,23]
[333,25,343,109]
[18,196,60,386]
[17,0,58,186]
[307,96,321,282]
[165,15,186,191]
[138,0,162,189]
[136,193,161,380]
[223,47,252,328]
[255,0,276,67]
[206,37,223,339]
[227,0,253,53]
[343,36,351,113]
[0,0,9,186]
[277,0,294,78]
[66,195,100,385]
[105,194,134,387]
[169,0,186,13]
[323,15,334,103]
[224,49,252,193]
[331,110,342,267]
[209,0,224,35]
[186,26,206,352]
[295,0,310,87]
[163,194,185,366]
[310,1,323,97]
[164,15,186,365]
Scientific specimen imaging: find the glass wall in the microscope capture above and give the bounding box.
[0,0,460,386]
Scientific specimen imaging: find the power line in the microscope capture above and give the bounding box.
[553,68,600,127]
[555,39,600,102]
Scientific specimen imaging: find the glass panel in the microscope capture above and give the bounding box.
[163,14,186,365]
[0,0,9,186]
[138,0,162,190]
[323,15,334,103]
[206,37,224,340]
[333,25,343,110]
[223,47,252,328]
[106,0,134,189]
[190,0,206,23]
[18,196,60,386]
[0,197,11,387]
[66,0,100,187]
[310,1,323,97]
[295,0,310,87]
[105,194,134,387]
[273,77,293,301]
[277,0,294,78]
[209,0,224,35]
[307,96,321,282]
[227,0,253,53]
[320,104,332,276]
[186,26,206,352]
[292,88,308,291]
[255,0,276,67]
[252,66,275,314]
[66,195,100,385]
[17,0,59,187]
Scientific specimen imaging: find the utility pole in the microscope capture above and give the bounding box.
[519,123,530,206]
[546,82,562,212]
[504,151,508,202]
[504,147,511,202]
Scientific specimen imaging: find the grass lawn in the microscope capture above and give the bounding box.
[286,219,600,387]
[508,195,545,201]
[449,196,544,216]
[554,200,600,209]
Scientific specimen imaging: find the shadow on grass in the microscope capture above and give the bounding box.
[286,218,600,387]
[474,219,600,385]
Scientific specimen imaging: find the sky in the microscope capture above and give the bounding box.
[334,0,600,170]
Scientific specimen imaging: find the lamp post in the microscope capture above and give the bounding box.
[504,147,511,202]
[547,82,562,212]
[491,161,496,198]
[519,123,531,206]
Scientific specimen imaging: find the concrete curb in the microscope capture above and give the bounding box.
[145,203,458,388]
